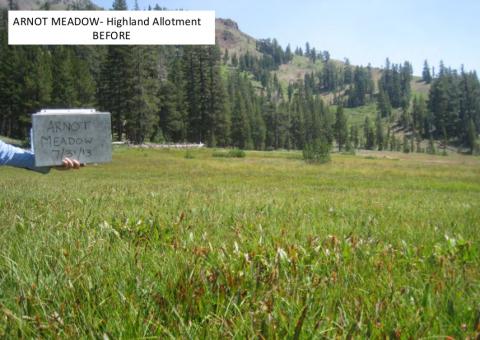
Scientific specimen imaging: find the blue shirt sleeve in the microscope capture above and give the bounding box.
[0,140,50,174]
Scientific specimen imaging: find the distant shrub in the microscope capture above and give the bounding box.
[184,150,195,159]
[426,139,436,154]
[228,149,246,158]
[402,141,410,153]
[341,149,356,156]
[303,137,331,164]
[212,149,246,158]
[212,150,225,158]
[473,139,480,155]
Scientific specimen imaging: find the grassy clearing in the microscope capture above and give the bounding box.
[1,148,479,338]
[411,77,431,97]
[340,103,379,126]
[275,55,324,89]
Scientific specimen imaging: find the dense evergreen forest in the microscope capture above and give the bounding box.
[0,3,479,153]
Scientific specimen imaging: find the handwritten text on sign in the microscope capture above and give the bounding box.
[41,121,94,160]
[32,111,112,167]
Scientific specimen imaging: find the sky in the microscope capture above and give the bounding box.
[94,0,480,76]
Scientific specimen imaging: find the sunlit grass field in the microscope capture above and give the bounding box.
[1,148,479,338]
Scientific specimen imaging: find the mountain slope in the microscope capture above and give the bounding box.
[215,18,261,58]
[215,18,429,95]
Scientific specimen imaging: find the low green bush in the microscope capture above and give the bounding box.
[184,150,195,159]
[212,149,246,158]
[303,137,331,164]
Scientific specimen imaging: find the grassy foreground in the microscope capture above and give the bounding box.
[0,148,479,338]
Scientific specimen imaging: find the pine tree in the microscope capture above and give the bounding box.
[459,68,480,146]
[334,106,348,151]
[389,133,396,151]
[378,59,412,109]
[467,118,477,154]
[231,91,251,149]
[422,60,432,83]
[51,47,77,107]
[291,106,306,149]
[377,87,392,117]
[344,58,353,85]
[125,45,160,144]
[251,103,266,150]
[323,61,340,92]
[427,135,436,154]
[323,51,330,62]
[347,66,373,107]
[207,45,230,146]
[21,47,53,136]
[345,130,353,152]
[350,125,359,149]
[412,95,427,136]
[263,95,278,149]
[428,65,461,139]
[310,48,317,63]
[364,116,375,150]
[415,130,422,152]
[97,0,131,140]
[285,44,293,62]
[97,44,131,140]
[112,0,127,9]
[231,53,238,67]
[400,61,413,110]
[182,46,202,142]
[442,127,448,155]
[72,51,96,107]
[159,54,187,142]
[402,134,410,153]
[375,114,384,150]
[181,45,230,146]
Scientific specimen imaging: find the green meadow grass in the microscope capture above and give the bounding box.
[1,148,479,338]
[341,103,379,127]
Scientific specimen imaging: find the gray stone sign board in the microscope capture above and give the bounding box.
[32,109,112,167]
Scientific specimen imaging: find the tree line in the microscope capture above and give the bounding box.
[0,6,479,153]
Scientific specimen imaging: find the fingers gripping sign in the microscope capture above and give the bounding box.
[58,157,83,170]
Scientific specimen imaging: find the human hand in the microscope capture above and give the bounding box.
[55,158,83,170]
